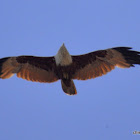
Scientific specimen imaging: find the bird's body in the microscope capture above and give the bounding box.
[0,44,140,95]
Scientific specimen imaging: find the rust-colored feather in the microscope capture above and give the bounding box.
[71,47,138,80]
[0,56,58,83]
[0,45,140,95]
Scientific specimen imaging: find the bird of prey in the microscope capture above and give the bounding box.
[0,44,140,95]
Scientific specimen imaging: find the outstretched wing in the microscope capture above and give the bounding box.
[71,47,140,80]
[0,56,58,83]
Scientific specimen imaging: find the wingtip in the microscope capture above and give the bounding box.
[113,47,140,66]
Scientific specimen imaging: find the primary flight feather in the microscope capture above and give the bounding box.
[0,44,140,95]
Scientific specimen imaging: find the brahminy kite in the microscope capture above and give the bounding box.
[0,44,140,95]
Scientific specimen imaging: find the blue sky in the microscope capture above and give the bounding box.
[0,0,140,140]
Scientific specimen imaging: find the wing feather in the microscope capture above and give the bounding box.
[0,56,58,83]
[72,47,140,80]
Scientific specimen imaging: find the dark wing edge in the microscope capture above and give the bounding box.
[0,56,58,83]
[71,47,140,80]
[113,47,140,66]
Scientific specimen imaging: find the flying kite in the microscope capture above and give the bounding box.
[0,44,140,95]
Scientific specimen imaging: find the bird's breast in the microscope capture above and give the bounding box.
[55,65,73,80]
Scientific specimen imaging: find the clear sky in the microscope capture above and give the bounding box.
[0,0,140,140]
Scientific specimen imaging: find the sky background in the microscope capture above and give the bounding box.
[0,0,140,140]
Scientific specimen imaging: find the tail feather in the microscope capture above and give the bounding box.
[61,79,77,95]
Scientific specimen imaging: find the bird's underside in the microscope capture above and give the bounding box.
[0,44,140,95]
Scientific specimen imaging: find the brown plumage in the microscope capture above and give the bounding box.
[0,44,140,95]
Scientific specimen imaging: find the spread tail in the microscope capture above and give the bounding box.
[61,79,77,95]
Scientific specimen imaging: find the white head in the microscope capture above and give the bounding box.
[54,43,72,66]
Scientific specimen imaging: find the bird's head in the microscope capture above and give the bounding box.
[55,43,72,66]
[58,43,69,54]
